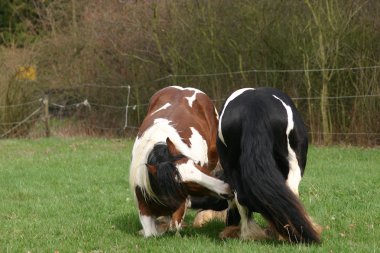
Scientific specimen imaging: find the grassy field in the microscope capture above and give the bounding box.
[0,138,379,252]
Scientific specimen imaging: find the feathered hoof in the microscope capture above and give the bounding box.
[193,210,227,228]
[313,222,324,235]
[264,226,281,240]
[308,216,323,236]
[219,226,240,239]
[156,216,170,233]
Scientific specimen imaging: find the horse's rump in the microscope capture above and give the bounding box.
[217,87,321,243]
[129,86,231,237]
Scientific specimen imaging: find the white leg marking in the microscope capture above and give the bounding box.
[218,88,255,146]
[174,221,181,231]
[235,196,250,239]
[177,160,231,196]
[235,194,267,240]
[140,215,159,237]
[173,205,187,233]
[272,95,302,196]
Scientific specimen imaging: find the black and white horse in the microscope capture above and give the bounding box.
[193,87,321,243]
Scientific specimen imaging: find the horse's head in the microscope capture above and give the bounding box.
[146,138,232,206]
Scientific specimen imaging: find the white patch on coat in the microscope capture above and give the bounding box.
[272,95,301,196]
[176,160,230,196]
[185,91,199,107]
[129,118,209,200]
[170,86,205,107]
[171,86,205,94]
[151,102,171,115]
[214,107,219,120]
[188,127,208,165]
[218,88,255,146]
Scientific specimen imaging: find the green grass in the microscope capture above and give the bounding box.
[0,138,379,252]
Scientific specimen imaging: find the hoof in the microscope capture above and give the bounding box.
[193,210,227,228]
[219,226,240,239]
[264,226,283,240]
[313,222,324,235]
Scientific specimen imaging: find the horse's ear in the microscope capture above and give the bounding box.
[146,164,157,175]
[166,137,181,156]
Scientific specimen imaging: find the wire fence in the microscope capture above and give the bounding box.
[1,90,379,139]
[1,65,380,143]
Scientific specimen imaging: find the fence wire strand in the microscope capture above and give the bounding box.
[154,65,380,81]
[0,107,41,138]
[1,64,379,139]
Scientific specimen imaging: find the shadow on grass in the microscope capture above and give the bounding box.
[180,221,290,247]
[112,213,141,236]
[111,213,225,241]
[111,213,293,247]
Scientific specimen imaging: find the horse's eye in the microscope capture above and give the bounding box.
[197,161,201,166]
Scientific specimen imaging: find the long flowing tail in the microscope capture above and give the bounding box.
[239,123,321,244]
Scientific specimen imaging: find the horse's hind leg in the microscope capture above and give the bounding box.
[170,200,187,236]
[137,197,165,237]
[220,194,268,240]
[139,213,159,237]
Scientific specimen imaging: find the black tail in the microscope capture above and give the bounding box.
[147,144,187,207]
[240,123,321,244]
[157,162,184,194]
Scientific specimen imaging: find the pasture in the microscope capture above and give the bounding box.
[0,138,379,252]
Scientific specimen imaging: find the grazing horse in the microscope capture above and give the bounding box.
[215,87,321,243]
[129,86,232,237]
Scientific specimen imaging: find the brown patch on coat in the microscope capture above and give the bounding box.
[137,86,219,171]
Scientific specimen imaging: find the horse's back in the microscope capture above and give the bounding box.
[145,86,218,143]
[219,88,288,148]
[220,87,298,132]
[148,86,212,114]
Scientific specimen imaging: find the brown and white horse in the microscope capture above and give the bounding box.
[129,86,232,237]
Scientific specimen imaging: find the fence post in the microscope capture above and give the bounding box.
[43,95,50,137]
[124,85,131,129]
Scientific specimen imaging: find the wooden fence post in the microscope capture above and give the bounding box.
[43,95,50,137]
